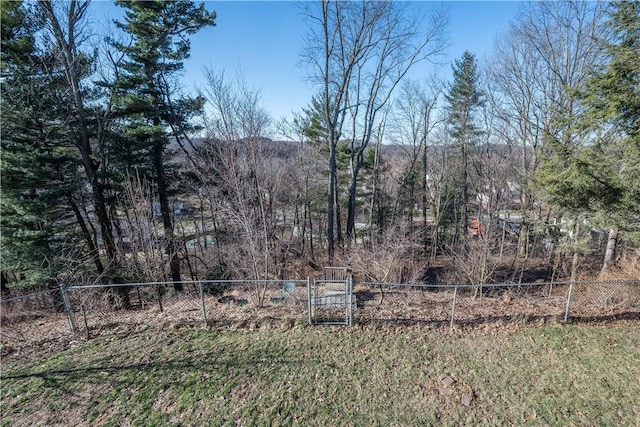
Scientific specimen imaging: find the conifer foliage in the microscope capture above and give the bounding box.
[1,1,101,287]
[110,0,216,288]
[581,0,640,227]
[444,51,484,239]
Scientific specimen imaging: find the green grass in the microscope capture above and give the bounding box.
[2,322,639,426]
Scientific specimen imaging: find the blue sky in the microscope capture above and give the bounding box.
[92,1,522,124]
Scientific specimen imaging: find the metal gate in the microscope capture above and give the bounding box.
[307,267,354,326]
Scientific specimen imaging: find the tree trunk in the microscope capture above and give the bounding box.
[570,218,581,283]
[153,142,182,291]
[334,170,343,252]
[368,141,381,245]
[67,193,104,275]
[600,228,618,276]
[327,142,336,264]
[346,160,362,242]
[461,140,469,238]
[41,2,117,276]
[48,281,65,313]
[1,272,10,299]
[422,143,429,251]
[306,201,315,259]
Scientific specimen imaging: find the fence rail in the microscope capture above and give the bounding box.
[2,278,639,366]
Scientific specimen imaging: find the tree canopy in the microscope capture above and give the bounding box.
[1,0,639,292]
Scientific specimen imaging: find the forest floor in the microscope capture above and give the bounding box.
[1,320,639,426]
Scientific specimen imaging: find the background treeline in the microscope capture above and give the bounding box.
[1,1,639,296]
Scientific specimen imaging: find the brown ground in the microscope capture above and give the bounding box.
[2,279,638,371]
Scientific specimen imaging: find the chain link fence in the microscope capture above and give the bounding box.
[354,280,640,327]
[2,278,639,367]
[64,280,310,336]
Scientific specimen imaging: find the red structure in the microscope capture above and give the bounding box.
[469,218,486,237]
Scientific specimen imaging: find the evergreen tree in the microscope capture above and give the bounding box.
[39,1,118,280]
[583,1,640,144]
[536,1,639,272]
[1,1,94,289]
[444,51,484,239]
[296,96,329,147]
[582,0,640,220]
[1,1,52,287]
[110,0,215,288]
[582,0,640,269]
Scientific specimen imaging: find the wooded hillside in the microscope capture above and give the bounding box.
[2,1,638,295]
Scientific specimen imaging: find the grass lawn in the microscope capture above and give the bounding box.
[1,321,639,426]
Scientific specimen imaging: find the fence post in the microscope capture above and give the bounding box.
[199,281,208,328]
[564,281,574,322]
[347,275,353,327]
[450,285,458,330]
[307,277,313,325]
[60,283,78,333]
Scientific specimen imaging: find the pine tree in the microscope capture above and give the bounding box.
[581,1,640,270]
[111,0,215,288]
[38,1,119,281]
[582,0,640,217]
[536,1,639,273]
[444,51,484,239]
[1,2,88,289]
[583,1,640,145]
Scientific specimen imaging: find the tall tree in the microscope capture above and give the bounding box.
[444,51,484,240]
[199,70,276,285]
[39,1,118,277]
[1,1,60,288]
[523,1,610,280]
[342,2,447,243]
[111,0,215,288]
[487,20,545,260]
[579,0,640,272]
[387,79,442,247]
[1,1,108,288]
[302,0,446,262]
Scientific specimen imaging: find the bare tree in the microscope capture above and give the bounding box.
[196,71,285,305]
[421,128,459,257]
[487,29,543,268]
[450,238,499,299]
[117,176,171,283]
[349,220,423,303]
[40,1,117,276]
[488,1,608,279]
[487,26,543,215]
[387,79,443,247]
[301,0,447,262]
